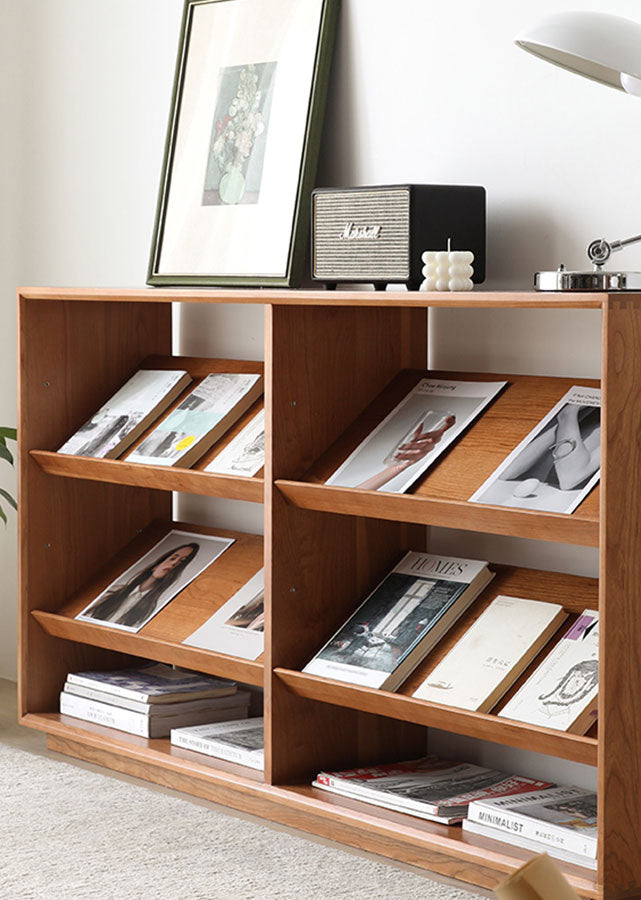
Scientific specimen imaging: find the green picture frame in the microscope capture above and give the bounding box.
[147,0,340,288]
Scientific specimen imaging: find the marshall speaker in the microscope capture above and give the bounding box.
[311,184,486,290]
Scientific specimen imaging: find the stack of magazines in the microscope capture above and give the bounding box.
[60,663,250,738]
[313,757,552,824]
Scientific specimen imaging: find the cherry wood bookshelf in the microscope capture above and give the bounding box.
[17,287,640,899]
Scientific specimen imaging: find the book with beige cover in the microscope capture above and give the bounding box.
[412,595,567,712]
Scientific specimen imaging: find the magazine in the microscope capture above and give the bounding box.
[126,373,263,468]
[74,530,234,633]
[466,784,597,860]
[171,717,264,770]
[65,663,237,704]
[205,409,265,477]
[303,552,493,691]
[499,609,598,734]
[412,595,567,712]
[469,385,601,514]
[314,757,553,822]
[461,819,597,870]
[183,569,264,660]
[58,369,192,459]
[325,377,506,494]
[63,683,251,717]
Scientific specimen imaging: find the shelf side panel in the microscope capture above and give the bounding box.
[599,296,641,898]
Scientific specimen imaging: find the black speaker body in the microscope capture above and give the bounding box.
[311,184,486,291]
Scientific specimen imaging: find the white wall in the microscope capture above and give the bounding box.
[3,0,638,786]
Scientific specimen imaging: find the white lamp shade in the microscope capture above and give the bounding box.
[515,11,641,94]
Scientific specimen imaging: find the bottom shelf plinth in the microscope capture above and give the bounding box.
[21,713,599,898]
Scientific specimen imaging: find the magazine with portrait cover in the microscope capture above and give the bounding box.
[412,595,567,712]
[171,717,264,770]
[126,373,263,468]
[74,530,235,633]
[465,784,597,861]
[325,377,506,494]
[183,569,264,660]
[205,409,265,477]
[65,662,237,704]
[469,385,601,514]
[58,369,192,459]
[499,609,598,734]
[302,552,493,691]
[313,757,553,823]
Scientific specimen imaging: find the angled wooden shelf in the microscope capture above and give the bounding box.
[31,520,264,686]
[31,354,265,502]
[276,369,600,545]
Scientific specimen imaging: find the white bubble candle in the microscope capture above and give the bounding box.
[420,241,474,292]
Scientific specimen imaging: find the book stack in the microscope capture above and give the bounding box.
[171,717,264,770]
[313,756,553,824]
[60,663,250,738]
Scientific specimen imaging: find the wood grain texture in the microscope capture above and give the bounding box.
[599,297,641,900]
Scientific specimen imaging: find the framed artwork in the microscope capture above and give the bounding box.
[148,0,340,287]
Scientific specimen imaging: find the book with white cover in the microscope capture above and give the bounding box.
[58,369,192,459]
[303,552,493,691]
[499,609,598,734]
[314,757,553,822]
[126,373,263,468]
[171,718,264,770]
[412,595,567,712]
[60,691,249,739]
[462,819,597,870]
[466,784,597,860]
[183,569,264,660]
[63,682,251,717]
[205,409,265,477]
[469,385,601,515]
[325,377,506,494]
[66,663,237,704]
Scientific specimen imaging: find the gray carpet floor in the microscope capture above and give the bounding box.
[0,681,489,899]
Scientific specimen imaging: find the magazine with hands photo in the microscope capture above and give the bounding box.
[325,378,506,494]
[469,385,601,514]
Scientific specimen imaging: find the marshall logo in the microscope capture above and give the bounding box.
[339,222,382,241]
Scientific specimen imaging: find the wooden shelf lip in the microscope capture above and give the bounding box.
[275,480,599,547]
[274,668,598,767]
[22,712,597,898]
[31,610,264,687]
[30,450,264,502]
[18,286,606,309]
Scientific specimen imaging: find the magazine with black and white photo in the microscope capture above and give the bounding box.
[171,717,264,769]
[205,409,265,477]
[126,373,263,468]
[58,369,192,459]
[65,663,237,704]
[469,385,601,514]
[183,568,264,660]
[325,378,506,494]
[75,530,235,633]
[499,609,598,734]
[303,552,493,691]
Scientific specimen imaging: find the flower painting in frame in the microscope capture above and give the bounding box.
[148,0,340,287]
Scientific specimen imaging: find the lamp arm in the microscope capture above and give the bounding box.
[588,233,641,267]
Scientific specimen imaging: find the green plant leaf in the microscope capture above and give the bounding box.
[0,443,14,466]
[0,504,7,526]
[0,427,17,442]
[0,488,17,511]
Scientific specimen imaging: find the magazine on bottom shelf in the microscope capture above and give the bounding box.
[63,682,250,717]
[126,373,263,468]
[325,377,507,494]
[314,757,553,823]
[465,784,597,861]
[499,609,598,734]
[60,690,250,739]
[412,595,567,712]
[303,552,493,691]
[57,368,192,459]
[65,663,237,704]
[469,385,601,515]
[205,409,265,477]
[74,530,235,633]
[462,818,597,870]
[183,569,264,660]
[171,717,264,770]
